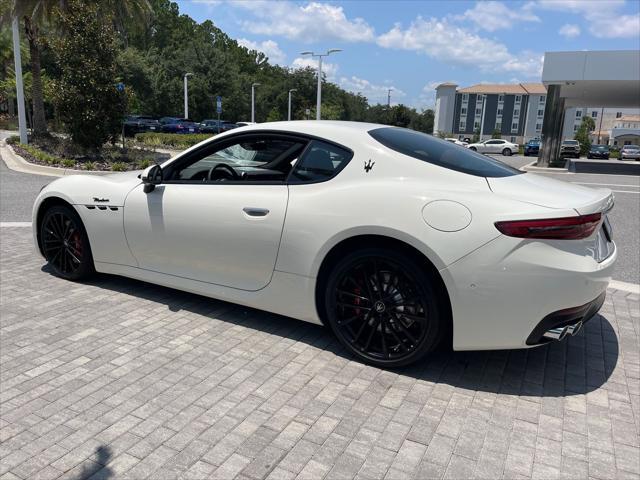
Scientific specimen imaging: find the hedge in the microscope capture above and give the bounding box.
[135,132,214,149]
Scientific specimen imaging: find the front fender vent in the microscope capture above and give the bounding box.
[85,205,119,211]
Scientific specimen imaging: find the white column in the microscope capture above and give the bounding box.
[12,17,27,145]
[183,75,189,119]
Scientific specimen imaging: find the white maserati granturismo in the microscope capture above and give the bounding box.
[32,121,616,367]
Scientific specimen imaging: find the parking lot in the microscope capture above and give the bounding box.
[1,142,640,480]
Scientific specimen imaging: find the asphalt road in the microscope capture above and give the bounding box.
[1,138,638,283]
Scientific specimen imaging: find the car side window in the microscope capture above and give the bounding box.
[288,140,353,184]
[167,136,306,183]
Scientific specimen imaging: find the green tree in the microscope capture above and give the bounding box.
[574,116,595,156]
[491,129,501,139]
[52,1,123,149]
[472,127,480,143]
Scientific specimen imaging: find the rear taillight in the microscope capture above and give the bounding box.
[495,213,601,240]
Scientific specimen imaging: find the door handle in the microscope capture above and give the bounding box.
[243,207,269,217]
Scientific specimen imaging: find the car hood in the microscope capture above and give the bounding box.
[488,173,613,215]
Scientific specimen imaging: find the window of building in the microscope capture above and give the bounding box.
[474,121,480,129]
[511,122,519,132]
[497,108,503,116]
[462,93,468,102]
[495,122,502,131]
[539,96,546,103]
[535,122,542,131]
[616,111,622,118]
[537,109,544,117]
[513,109,520,117]
[498,95,504,102]
[573,124,579,132]
[461,107,467,115]
[475,108,482,115]
[515,95,522,103]
[592,111,598,118]
[459,121,466,131]
[510,136,516,143]
[576,110,582,118]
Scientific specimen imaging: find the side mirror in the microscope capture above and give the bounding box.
[141,164,162,193]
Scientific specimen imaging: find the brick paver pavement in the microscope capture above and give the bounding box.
[1,226,639,480]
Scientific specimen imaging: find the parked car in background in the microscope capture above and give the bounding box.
[560,140,581,158]
[123,115,160,137]
[523,139,541,156]
[200,120,239,134]
[445,138,468,146]
[236,122,256,127]
[160,118,201,134]
[466,139,518,156]
[587,144,610,159]
[620,144,640,160]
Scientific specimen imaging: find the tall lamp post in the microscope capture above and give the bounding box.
[251,82,260,123]
[11,17,27,145]
[300,49,342,120]
[288,89,297,121]
[183,72,192,119]
[387,88,392,108]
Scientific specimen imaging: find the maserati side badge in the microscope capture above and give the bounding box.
[93,197,109,203]
[364,159,375,173]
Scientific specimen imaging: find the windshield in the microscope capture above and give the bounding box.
[563,140,578,145]
[368,127,521,178]
[593,145,608,150]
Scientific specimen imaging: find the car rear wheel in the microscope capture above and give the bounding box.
[469,147,477,152]
[40,205,94,281]
[323,248,443,368]
[502,148,512,156]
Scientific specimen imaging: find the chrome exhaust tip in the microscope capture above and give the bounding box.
[567,321,583,336]
[543,326,569,341]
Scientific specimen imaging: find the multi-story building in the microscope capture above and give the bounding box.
[434,82,640,146]
[434,83,547,144]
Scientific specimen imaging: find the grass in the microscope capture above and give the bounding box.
[135,132,214,149]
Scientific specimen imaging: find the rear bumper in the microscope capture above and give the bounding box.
[441,234,616,351]
[525,292,605,345]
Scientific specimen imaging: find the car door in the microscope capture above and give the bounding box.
[485,140,499,153]
[123,133,306,291]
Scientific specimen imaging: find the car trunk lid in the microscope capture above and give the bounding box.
[487,173,613,215]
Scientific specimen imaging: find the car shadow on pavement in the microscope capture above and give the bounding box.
[74,271,619,398]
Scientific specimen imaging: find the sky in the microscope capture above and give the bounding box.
[175,0,640,109]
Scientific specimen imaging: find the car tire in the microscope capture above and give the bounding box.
[40,205,95,281]
[323,248,444,368]
[469,147,477,152]
[502,148,512,156]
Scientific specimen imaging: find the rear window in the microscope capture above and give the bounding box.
[368,127,521,178]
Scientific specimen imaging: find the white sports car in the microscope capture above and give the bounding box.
[32,121,616,367]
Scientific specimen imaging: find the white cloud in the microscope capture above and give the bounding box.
[377,17,543,78]
[338,76,405,105]
[234,1,374,43]
[558,23,580,38]
[237,38,286,65]
[291,57,339,79]
[535,0,639,39]
[460,1,540,31]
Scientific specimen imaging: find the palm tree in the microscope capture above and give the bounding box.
[5,0,151,137]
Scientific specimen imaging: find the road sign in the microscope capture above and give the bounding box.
[116,82,125,92]
[216,96,222,114]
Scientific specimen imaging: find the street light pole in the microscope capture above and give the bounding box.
[12,17,27,145]
[251,82,260,123]
[183,73,192,119]
[387,88,392,108]
[300,49,342,120]
[288,89,297,121]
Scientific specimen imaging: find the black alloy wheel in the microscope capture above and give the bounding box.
[502,148,512,156]
[40,205,94,280]
[325,249,442,367]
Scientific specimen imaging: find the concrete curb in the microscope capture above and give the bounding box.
[521,161,571,174]
[1,139,113,177]
[609,280,640,295]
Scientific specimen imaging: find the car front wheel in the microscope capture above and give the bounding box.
[469,147,477,152]
[323,248,444,368]
[40,205,95,281]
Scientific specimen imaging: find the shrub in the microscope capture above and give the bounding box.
[135,132,213,149]
[61,159,75,168]
[6,135,19,145]
[110,162,128,171]
[84,161,96,170]
[137,158,152,169]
